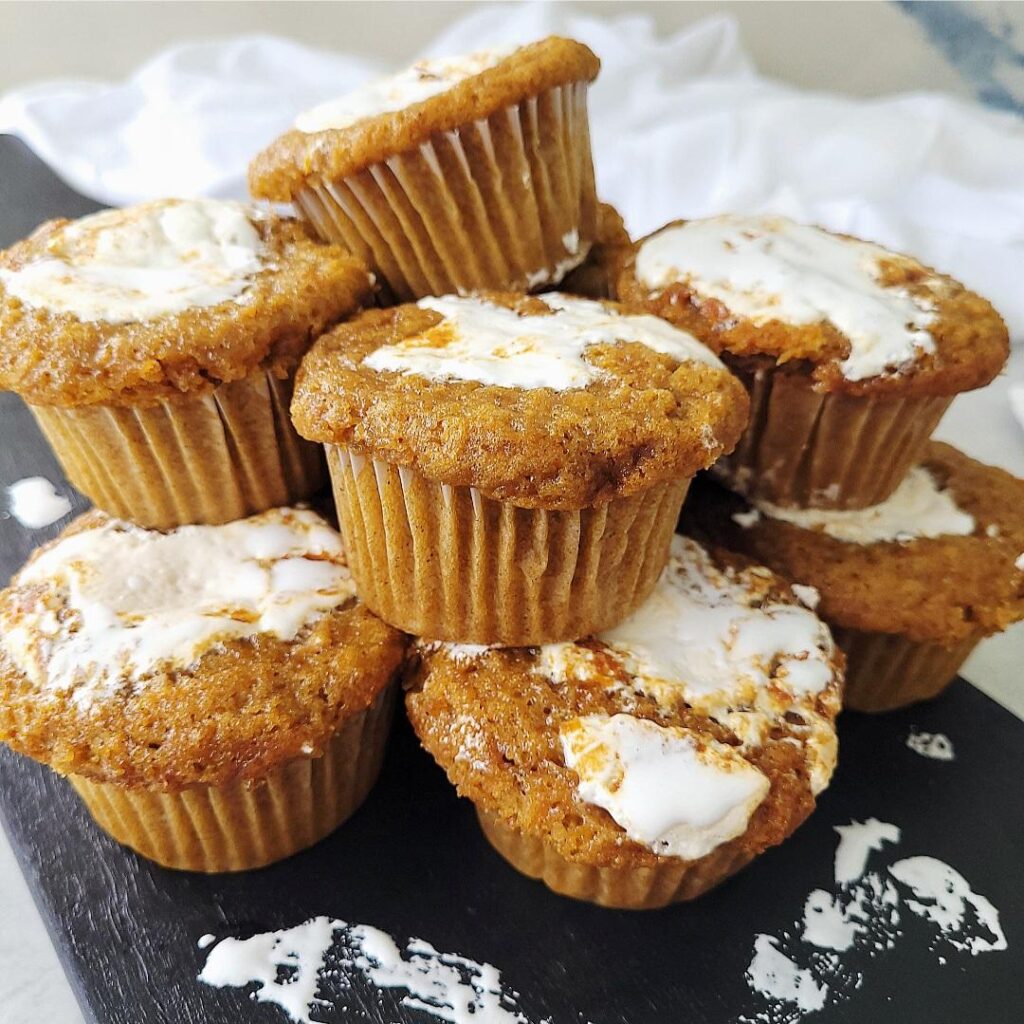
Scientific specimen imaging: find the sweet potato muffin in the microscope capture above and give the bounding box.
[559,202,632,300]
[680,442,1024,712]
[292,291,749,645]
[0,507,407,871]
[0,198,372,528]
[250,38,600,302]
[618,215,1009,509]
[406,534,843,908]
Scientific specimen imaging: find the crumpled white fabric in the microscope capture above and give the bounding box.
[1,3,1023,337]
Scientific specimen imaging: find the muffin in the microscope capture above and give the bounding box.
[250,38,600,302]
[680,442,1024,712]
[405,534,843,909]
[0,199,372,529]
[0,507,407,871]
[291,291,749,645]
[559,202,632,300]
[617,215,1008,509]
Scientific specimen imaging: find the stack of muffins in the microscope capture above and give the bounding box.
[615,215,1024,712]
[0,37,1020,910]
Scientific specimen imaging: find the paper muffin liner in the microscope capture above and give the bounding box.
[832,626,979,713]
[476,809,755,909]
[67,683,396,873]
[326,447,689,645]
[712,359,952,510]
[294,82,598,303]
[31,366,325,530]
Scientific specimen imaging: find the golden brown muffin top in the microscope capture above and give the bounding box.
[681,442,1024,644]
[406,535,842,870]
[291,292,749,509]
[0,199,373,408]
[250,37,600,201]
[0,508,407,790]
[617,215,1008,398]
[559,202,633,301]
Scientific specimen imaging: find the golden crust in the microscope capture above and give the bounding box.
[0,213,373,408]
[0,511,409,790]
[291,292,749,510]
[617,220,1008,398]
[405,546,839,870]
[250,37,600,201]
[680,442,1024,645]
[559,202,632,300]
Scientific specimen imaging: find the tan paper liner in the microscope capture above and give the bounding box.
[31,366,325,530]
[833,626,979,713]
[712,359,952,510]
[67,683,396,873]
[476,808,755,909]
[327,447,689,645]
[294,82,598,303]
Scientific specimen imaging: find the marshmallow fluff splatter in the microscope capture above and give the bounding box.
[742,818,1007,1022]
[198,918,536,1024]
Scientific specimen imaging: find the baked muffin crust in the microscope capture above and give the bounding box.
[291,292,749,509]
[0,508,407,789]
[0,199,373,407]
[250,37,600,201]
[406,535,842,869]
[681,442,1024,644]
[617,215,1008,398]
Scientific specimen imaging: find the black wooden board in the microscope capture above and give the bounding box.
[0,134,1022,1024]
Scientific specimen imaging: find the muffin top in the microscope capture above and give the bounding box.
[617,215,1008,397]
[250,37,600,201]
[681,442,1024,644]
[292,292,749,508]
[0,198,373,407]
[0,507,407,789]
[405,535,842,869]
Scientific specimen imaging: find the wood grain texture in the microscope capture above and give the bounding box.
[0,135,1022,1023]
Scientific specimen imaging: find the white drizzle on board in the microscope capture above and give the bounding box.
[742,817,1008,1022]
[906,729,956,761]
[635,214,941,381]
[198,917,533,1024]
[362,293,722,391]
[5,477,71,529]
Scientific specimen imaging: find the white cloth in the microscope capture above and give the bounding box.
[1,4,1024,339]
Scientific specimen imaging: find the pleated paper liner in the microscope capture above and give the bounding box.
[476,808,756,909]
[712,357,952,510]
[67,683,396,873]
[327,446,689,646]
[294,81,598,303]
[31,366,325,531]
[833,626,979,713]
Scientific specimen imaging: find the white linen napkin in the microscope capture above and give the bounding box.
[1,4,1023,339]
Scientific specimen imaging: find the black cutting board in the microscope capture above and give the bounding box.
[0,135,1022,1024]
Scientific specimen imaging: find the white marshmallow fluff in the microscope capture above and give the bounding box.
[0,508,355,708]
[0,199,266,323]
[295,47,515,133]
[635,215,941,381]
[534,534,840,802]
[738,466,976,544]
[362,293,723,390]
[560,713,770,861]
